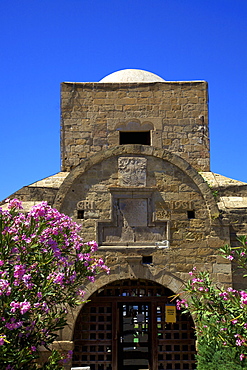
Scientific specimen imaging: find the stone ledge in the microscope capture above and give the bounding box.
[218,196,247,209]
[29,172,69,188]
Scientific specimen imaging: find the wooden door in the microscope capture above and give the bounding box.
[72,279,196,370]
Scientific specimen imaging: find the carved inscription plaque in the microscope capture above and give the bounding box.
[155,200,194,221]
[119,199,147,227]
[77,200,95,210]
[156,201,194,211]
[156,209,170,220]
[118,157,147,187]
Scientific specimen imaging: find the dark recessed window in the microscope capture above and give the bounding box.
[120,131,150,145]
[187,210,195,219]
[77,210,84,219]
[142,256,153,264]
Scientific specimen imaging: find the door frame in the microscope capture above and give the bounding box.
[72,280,196,370]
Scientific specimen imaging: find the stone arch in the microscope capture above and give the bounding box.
[71,274,196,370]
[54,145,219,219]
[115,119,154,131]
[62,264,187,342]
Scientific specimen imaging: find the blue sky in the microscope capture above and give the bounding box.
[1,0,247,201]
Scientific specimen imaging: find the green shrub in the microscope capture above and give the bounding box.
[196,342,247,369]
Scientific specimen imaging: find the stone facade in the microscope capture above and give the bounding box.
[61,80,209,172]
[2,69,247,370]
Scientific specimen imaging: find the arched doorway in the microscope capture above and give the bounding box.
[72,279,196,370]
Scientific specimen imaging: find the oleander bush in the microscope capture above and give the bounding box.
[177,236,247,369]
[0,199,109,369]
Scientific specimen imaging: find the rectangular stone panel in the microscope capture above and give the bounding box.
[119,199,147,226]
[118,157,147,187]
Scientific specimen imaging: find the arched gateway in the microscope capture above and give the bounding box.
[72,279,196,370]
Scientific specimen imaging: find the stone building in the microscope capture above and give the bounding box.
[2,69,247,370]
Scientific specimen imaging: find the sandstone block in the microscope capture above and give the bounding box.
[213,263,231,274]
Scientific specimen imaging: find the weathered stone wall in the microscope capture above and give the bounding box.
[61,155,209,241]
[56,147,231,291]
[6,185,58,205]
[61,81,209,172]
[0,172,69,206]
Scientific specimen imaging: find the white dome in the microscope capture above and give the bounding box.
[99,69,165,83]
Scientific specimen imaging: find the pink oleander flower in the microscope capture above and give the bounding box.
[226,255,234,261]
[37,292,42,299]
[240,291,247,305]
[6,198,23,210]
[240,354,245,361]
[14,265,26,280]
[0,279,11,296]
[219,292,229,300]
[87,240,98,252]
[48,272,65,286]
[77,253,85,261]
[19,300,31,314]
[231,319,238,324]
[22,274,31,283]
[104,266,110,274]
[227,287,237,293]
[10,301,20,313]
[176,299,188,310]
[236,339,243,346]
[5,319,23,330]
[191,278,204,283]
[77,289,85,298]
[0,335,6,346]
[42,302,49,313]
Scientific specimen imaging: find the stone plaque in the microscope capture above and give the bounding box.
[156,209,170,220]
[118,157,147,187]
[119,199,147,226]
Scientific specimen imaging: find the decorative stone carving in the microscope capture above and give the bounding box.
[155,209,170,220]
[118,157,147,187]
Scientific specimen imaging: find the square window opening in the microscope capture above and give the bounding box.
[77,210,84,219]
[142,256,153,265]
[187,210,195,219]
[120,131,150,145]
